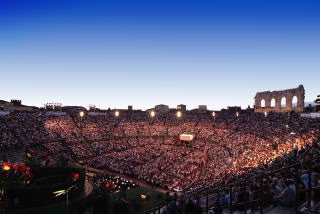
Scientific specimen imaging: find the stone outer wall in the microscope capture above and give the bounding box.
[254,85,305,113]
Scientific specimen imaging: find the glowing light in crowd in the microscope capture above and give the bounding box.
[115,111,120,117]
[79,111,85,118]
[212,112,216,117]
[236,112,239,117]
[150,111,156,117]
[264,112,268,117]
[176,111,182,118]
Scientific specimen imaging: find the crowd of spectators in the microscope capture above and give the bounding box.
[1,110,320,212]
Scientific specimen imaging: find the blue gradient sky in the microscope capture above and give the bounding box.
[0,0,319,110]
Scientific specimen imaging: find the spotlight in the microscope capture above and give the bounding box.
[176,111,182,118]
[150,111,156,117]
[79,111,85,118]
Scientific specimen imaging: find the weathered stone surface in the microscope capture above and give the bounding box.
[254,85,305,113]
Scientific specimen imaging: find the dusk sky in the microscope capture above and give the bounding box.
[0,0,319,110]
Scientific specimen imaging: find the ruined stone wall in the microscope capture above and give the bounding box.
[254,85,305,113]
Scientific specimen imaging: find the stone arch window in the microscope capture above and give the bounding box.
[271,98,276,107]
[281,97,286,108]
[292,96,298,107]
[254,85,305,113]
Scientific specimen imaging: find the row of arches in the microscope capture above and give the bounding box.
[260,96,298,108]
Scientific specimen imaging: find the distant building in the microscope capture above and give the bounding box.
[0,100,39,112]
[89,105,100,112]
[45,103,62,111]
[61,106,87,113]
[315,95,320,112]
[227,106,242,112]
[177,104,187,111]
[155,104,170,113]
[198,105,207,113]
[190,105,208,114]
[128,105,133,111]
[11,100,21,106]
[0,100,7,111]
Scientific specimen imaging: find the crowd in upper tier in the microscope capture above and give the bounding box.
[0,110,320,197]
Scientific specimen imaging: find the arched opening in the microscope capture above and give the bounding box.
[271,98,276,107]
[261,99,266,108]
[281,97,286,108]
[292,96,298,107]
